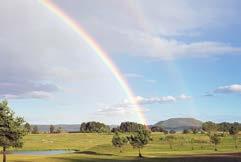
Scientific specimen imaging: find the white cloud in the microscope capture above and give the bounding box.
[97,94,191,116]
[125,73,144,78]
[145,79,157,84]
[177,94,192,100]
[214,84,241,94]
[125,73,157,84]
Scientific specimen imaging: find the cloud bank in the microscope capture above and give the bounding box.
[97,94,191,115]
[214,84,241,94]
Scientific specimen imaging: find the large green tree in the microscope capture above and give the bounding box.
[49,125,55,134]
[229,124,239,149]
[112,132,128,153]
[0,100,27,162]
[24,123,31,134]
[128,129,151,157]
[80,121,110,133]
[210,134,221,151]
[202,121,217,135]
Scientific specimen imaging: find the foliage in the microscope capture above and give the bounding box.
[229,124,239,135]
[183,129,190,134]
[202,121,217,136]
[191,128,199,134]
[217,122,241,133]
[111,127,119,133]
[32,126,39,134]
[210,134,221,151]
[24,123,31,134]
[50,125,55,133]
[163,129,168,134]
[164,135,175,149]
[150,126,164,132]
[128,129,151,157]
[55,127,63,133]
[0,100,27,162]
[119,122,145,132]
[80,121,110,133]
[229,124,239,149]
[169,130,176,134]
[112,132,128,152]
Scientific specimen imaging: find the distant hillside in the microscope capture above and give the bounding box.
[32,118,202,132]
[154,118,203,131]
[32,124,81,132]
[32,124,119,132]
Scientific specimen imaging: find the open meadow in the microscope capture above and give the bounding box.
[4,132,241,162]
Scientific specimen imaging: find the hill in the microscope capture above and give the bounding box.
[154,118,203,131]
[31,124,81,132]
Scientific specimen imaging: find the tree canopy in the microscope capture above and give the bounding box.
[128,129,151,157]
[0,100,27,162]
[80,121,110,133]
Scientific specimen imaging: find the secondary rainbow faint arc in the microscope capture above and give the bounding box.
[40,0,147,125]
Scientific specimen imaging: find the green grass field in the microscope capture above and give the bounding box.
[3,133,241,162]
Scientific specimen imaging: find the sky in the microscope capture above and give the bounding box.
[0,0,241,125]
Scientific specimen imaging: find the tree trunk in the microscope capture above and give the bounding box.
[235,139,237,149]
[138,148,142,158]
[3,147,6,162]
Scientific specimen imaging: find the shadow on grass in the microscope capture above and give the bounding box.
[74,151,115,156]
[51,153,241,162]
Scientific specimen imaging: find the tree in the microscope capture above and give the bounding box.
[163,129,168,134]
[169,130,176,134]
[119,122,145,132]
[49,125,55,133]
[24,123,31,134]
[217,122,231,133]
[202,121,217,136]
[165,135,175,150]
[128,129,151,157]
[191,128,199,134]
[32,126,39,134]
[112,132,128,153]
[229,124,239,149]
[80,121,110,133]
[210,134,221,151]
[55,127,63,133]
[0,100,27,162]
[150,126,164,132]
[183,129,190,134]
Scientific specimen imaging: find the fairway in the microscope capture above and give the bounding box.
[4,133,241,162]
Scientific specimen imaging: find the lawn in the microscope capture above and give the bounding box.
[3,132,241,162]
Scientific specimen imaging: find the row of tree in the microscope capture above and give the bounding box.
[202,121,240,150]
[80,121,110,133]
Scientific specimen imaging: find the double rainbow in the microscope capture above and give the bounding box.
[40,0,147,125]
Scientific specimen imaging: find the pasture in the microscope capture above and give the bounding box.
[3,132,241,162]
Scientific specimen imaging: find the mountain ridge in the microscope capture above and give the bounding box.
[154,117,203,131]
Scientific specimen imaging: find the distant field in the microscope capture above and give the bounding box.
[4,133,241,162]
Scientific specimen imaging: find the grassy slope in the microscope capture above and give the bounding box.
[3,133,241,162]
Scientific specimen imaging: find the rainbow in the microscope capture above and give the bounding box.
[40,0,147,125]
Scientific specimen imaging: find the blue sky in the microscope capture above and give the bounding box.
[0,0,241,124]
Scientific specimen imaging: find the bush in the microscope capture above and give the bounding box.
[80,121,110,133]
[169,130,176,134]
[183,129,190,134]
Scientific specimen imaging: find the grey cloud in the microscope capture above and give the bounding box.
[56,0,241,59]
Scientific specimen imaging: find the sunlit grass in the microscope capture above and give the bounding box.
[4,132,241,162]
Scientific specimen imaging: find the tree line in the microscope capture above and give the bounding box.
[0,99,240,161]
